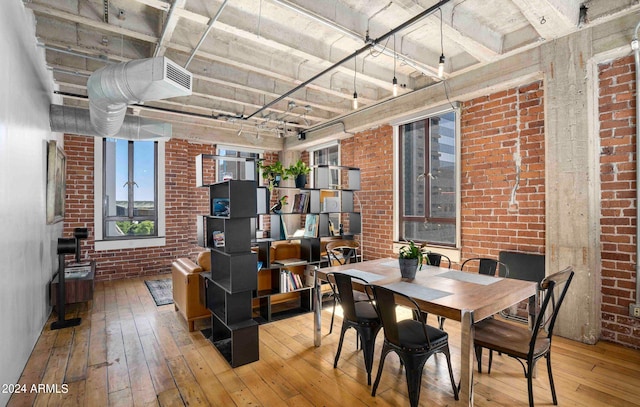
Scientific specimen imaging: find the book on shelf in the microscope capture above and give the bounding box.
[212,198,230,216]
[280,216,289,240]
[303,214,319,238]
[211,231,225,247]
[279,269,304,292]
[292,192,310,213]
[323,196,340,212]
[328,219,337,236]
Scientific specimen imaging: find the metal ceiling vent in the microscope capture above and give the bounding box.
[86,56,192,137]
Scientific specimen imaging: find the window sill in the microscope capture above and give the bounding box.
[94,237,166,251]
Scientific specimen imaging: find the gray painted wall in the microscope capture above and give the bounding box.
[0,2,62,404]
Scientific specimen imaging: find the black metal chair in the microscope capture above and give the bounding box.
[414,251,451,330]
[369,285,459,407]
[325,240,367,334]
[328,272,381,385]
[474,267,574,407]
[461,257,510,277]
[426,252,451,268]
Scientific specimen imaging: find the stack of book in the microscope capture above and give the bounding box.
[280,269,304,292]
[292,192,310,213]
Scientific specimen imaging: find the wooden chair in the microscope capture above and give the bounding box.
[325,240,367,334]
[369,285,459,407]
[474,267,574,407]
[328,272,381,385]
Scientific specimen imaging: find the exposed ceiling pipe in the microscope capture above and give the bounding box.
[184,0,230,69]
[86,56,192,137]
[247,0,452,120]
[632,20,640,313]
[269,0,438,77]
[50,105,171,141]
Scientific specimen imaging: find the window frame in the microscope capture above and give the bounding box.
[216,144,263,182]
[309,141,340,187]
[94,138,166,250]
[392,104,461,252]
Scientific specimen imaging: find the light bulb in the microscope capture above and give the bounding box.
[392,77,398,97]
[352,92,358,109]
[438,54,445,79]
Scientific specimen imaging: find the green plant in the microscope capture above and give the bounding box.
[398,240,429,269]
[285,159,311,177]
[258,160,288,190]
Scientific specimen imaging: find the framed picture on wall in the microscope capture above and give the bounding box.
[46,140,66,224]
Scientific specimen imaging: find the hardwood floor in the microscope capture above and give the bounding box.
[9,275,640,407]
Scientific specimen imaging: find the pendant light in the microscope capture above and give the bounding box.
[353,55,358,109]
[392,35,398,97]
[437,7,445,79]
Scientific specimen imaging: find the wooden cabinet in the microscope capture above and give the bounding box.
[50,261,95,306]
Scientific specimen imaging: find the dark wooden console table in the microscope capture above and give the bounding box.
[50,261,95,306]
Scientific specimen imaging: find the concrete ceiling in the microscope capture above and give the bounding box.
[25,0,638,148]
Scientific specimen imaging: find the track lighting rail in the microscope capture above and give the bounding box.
[245,0,452,121]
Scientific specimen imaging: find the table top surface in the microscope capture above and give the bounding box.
[318,258,537,322]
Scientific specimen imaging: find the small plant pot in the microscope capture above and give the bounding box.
[294,174,307,189]
[399,258,419,279]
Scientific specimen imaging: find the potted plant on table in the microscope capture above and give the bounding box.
[285,159,311,189]
[398,240,429,279]
[258,160,288,191]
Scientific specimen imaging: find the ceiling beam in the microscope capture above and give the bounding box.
[40,39,349,116]
[511,0,578,40]
[153,0,187,57]
[135,0,408,92]
[27,2,378,106]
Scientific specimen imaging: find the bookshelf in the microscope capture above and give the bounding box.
[253,165,361,322]
[196,154,259,368]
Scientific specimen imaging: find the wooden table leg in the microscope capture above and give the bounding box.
[460,309,474,407]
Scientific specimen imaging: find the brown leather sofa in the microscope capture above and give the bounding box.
[172,252,210,331]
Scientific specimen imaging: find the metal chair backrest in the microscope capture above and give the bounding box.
[327,272,368,322]
[326,239,360,266]
[461,257,510,278]
[530,267,574,347]
[426,252,451,268]
[369,285,432,349]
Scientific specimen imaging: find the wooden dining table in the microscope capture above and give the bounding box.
[312,258,538,407]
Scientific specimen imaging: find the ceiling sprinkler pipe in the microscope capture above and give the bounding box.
[633,20,640,306]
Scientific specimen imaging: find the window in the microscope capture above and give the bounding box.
[94,138,166,250]
[311,143,339,187]
[216,146,260,181]
[398,110,458,246]
[102,138,157,238]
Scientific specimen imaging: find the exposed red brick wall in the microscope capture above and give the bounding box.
[599,55,640,349]
[460,81,546,261]
[64,136,215,281]
[341,126,395,260]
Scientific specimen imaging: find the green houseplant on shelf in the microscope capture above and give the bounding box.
[398,240,429,279]
[258,160,288,191]
[285,159,311,189]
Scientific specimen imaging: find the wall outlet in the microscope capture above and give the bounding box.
[630,304,640,318]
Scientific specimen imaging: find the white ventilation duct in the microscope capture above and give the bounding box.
[50,105,172,141]
[85,56,192,138]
